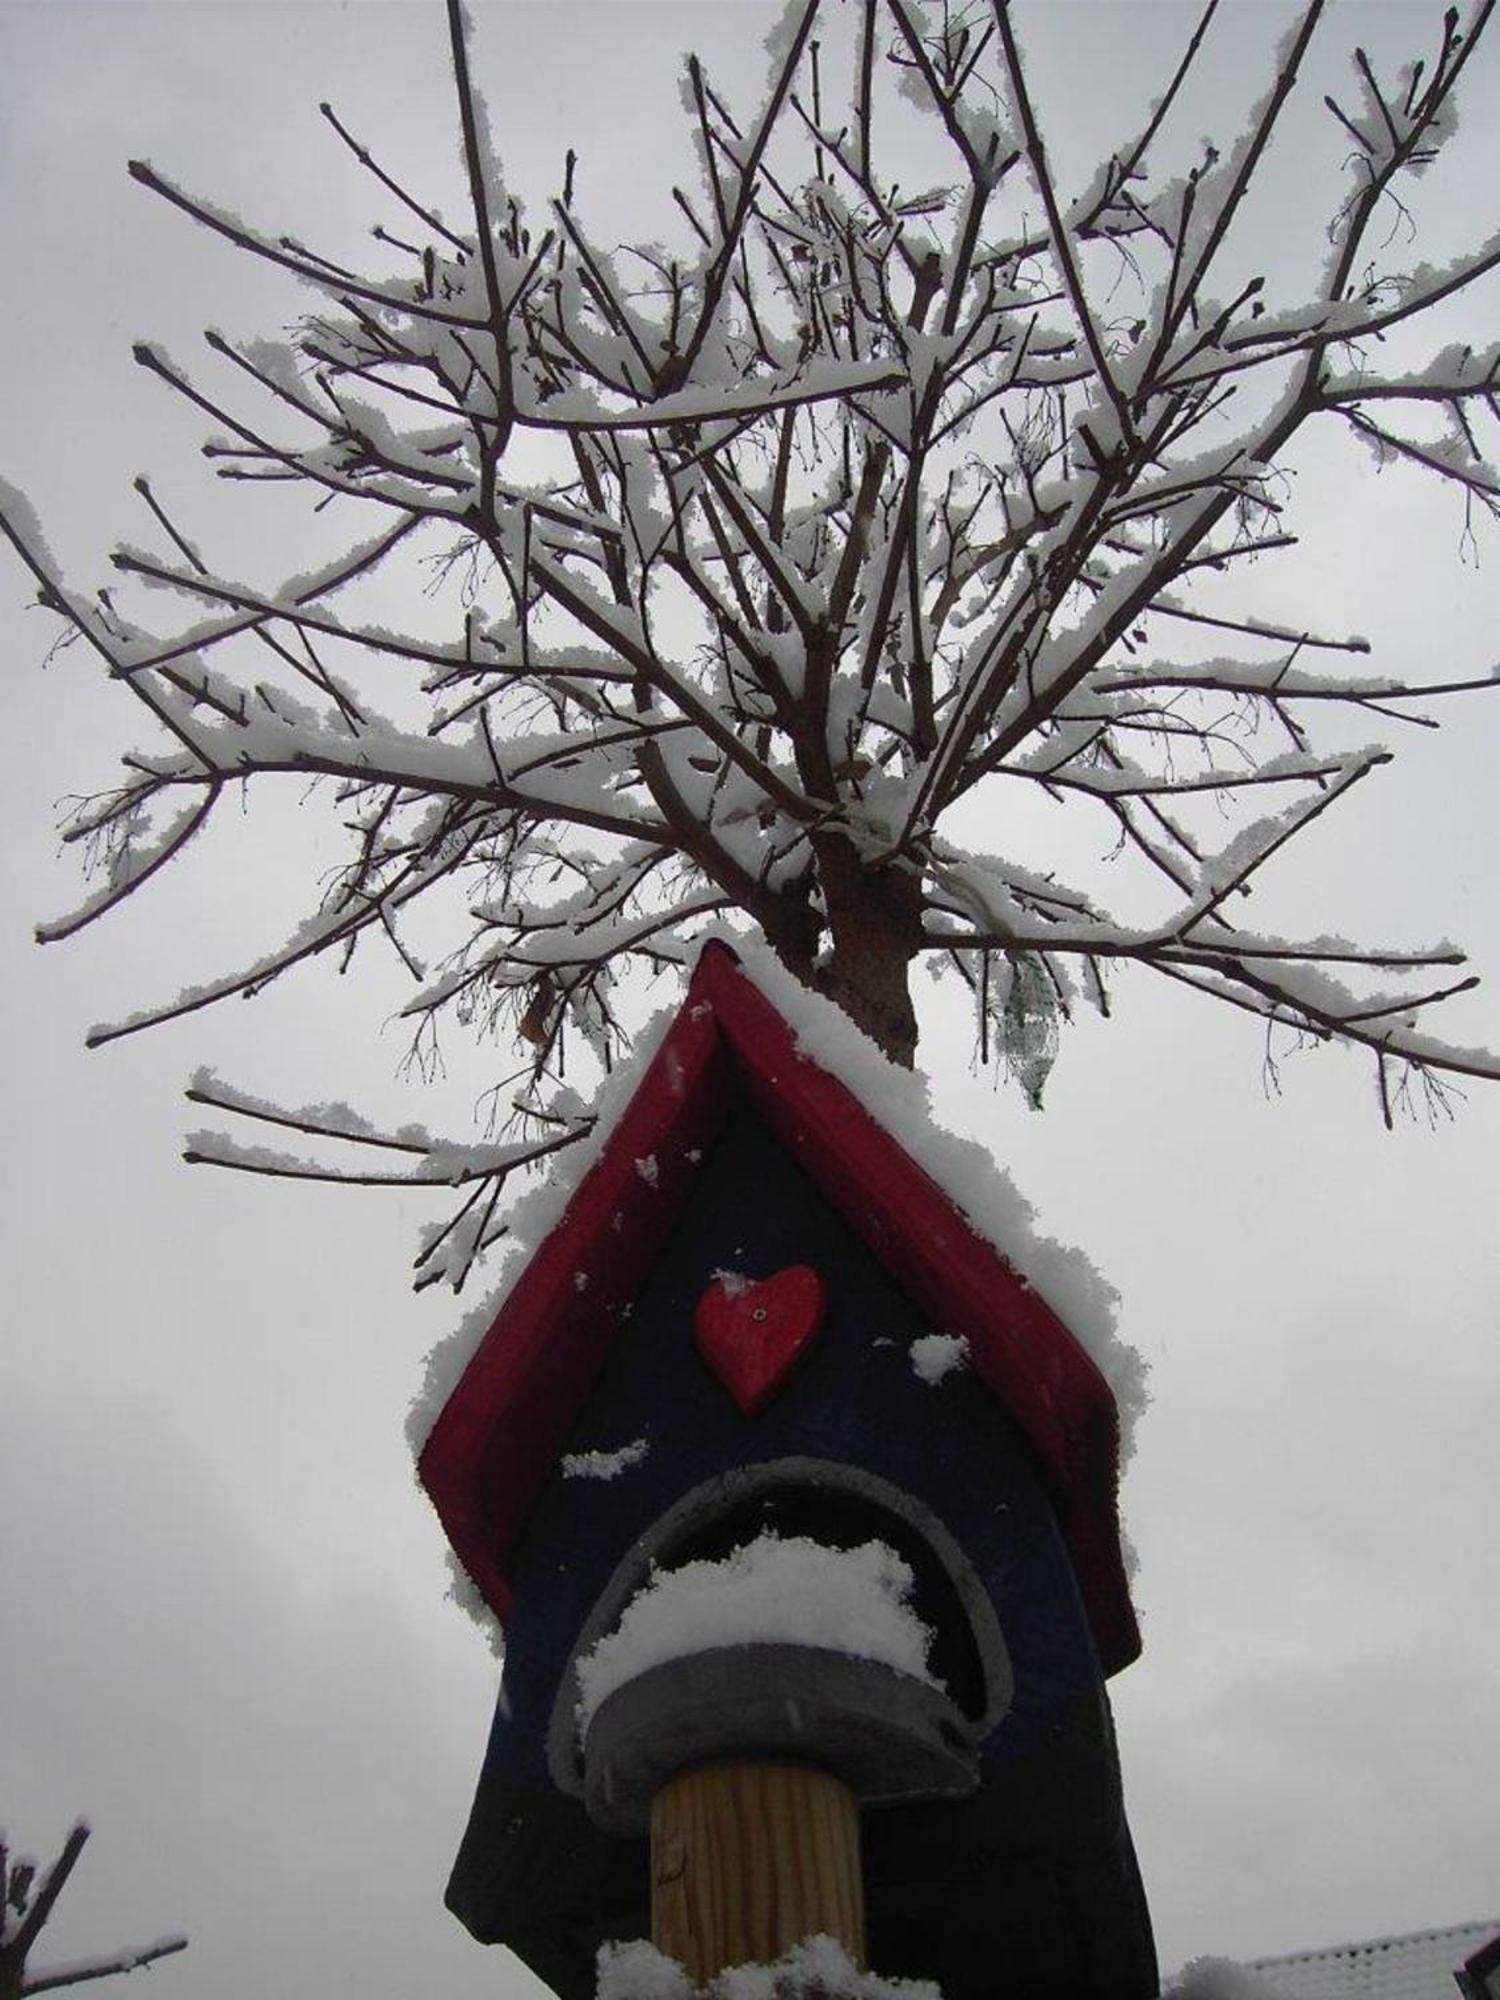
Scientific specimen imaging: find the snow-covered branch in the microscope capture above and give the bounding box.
[0,1824,186,2000]
[9,0,1500,1269]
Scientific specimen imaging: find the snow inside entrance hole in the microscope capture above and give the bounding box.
[575,1530,941,1731]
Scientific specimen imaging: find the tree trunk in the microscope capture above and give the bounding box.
[808,837,925,1070]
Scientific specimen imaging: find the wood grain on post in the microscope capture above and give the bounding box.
[651,1760,866,1987]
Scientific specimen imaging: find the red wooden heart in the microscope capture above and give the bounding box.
[693,1265,826,1415]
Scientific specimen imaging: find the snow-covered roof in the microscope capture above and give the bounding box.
[1249,1921,1500,2000]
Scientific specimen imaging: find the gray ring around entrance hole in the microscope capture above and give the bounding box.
[545,1456,1013,1803]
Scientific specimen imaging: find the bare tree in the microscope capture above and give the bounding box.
[3,0,1498,1288]
[0,1824,186,2000]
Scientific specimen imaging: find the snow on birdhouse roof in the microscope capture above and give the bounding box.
[414,938,1146,1673]
[1243,1921,1500,2000]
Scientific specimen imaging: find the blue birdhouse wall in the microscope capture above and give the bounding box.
[419,944,1154,2000]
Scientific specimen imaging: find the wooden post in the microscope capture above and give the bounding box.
[651,1760,866,1987]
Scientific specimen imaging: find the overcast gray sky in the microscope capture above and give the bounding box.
[2,5,1498,1997]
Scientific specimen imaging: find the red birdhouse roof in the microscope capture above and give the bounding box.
[418,940,1142,1675]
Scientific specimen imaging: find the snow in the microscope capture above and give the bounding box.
[724,938,1148,1453]
[909,1333,969,1385]
[20,1940,190,1989]
[0,473,62,581]
[127,157,488,326]
[35,798,211,942]
[596,1939,696,2000]
[715,1938,942,2000]
[533,357,904,433]
[1244,1919,1500,2000]
[574,1531,940,1732]
[1322,340,1500,403]
[188,1068,385,1140]
[563,1438,650,1482]
[405,1000,683,1464]
[443,1547,504,1658]
[596,1936,943,2000]
[1166,1960,1296,2000]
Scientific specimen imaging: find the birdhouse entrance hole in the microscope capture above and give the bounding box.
[641,1474,995,1716]
[547,1456,1013,1812]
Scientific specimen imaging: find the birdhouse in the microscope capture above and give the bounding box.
[417,942,1155,2000]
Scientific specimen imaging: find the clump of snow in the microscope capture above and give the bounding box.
[0,472,63,579]
[443,1547,503,1657]
[710,1268,753,1296]
[597,1939,696,2000]
[909,1333,969,1385]
[717,1938,942,2000]
[563,1438,650,1482]
[575,1532,939,1731]
[635,1155,660,1187]
[1165,1959,1296,2000]
[597,1936,943,2000]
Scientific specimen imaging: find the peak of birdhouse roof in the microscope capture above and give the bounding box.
[415,938,1145,1674]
